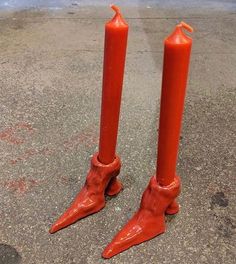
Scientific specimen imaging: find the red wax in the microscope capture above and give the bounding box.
[156,22,193,186]
[98,5,128,164]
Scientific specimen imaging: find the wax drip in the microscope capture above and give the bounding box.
[178,21,194,33]
[110,4,120,14]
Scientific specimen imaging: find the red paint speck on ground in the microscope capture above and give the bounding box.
[17,122,34,131]
[10,147,54,165]
[0,122,34,145]
[64,126,98,151]
[0,127,23,144]
[4,177,38,193]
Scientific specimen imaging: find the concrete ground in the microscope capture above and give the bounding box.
[0,1,235,264]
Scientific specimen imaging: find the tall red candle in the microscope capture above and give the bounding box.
[98,5,128,165]
[156,22,193,186]
[49,6,127,234]
[102,22,194,259]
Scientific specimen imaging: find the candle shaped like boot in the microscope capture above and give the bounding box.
[49,5,128,234]
[103,22,193,258]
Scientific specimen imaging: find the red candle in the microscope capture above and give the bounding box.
[98,5,128,165]
[156,22,193,186]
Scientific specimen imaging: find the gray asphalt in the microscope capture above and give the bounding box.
[0,1,235,264]
[1,0,236,10]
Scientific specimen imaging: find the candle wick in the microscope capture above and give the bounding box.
[110,4,120,15]
[179,21,194,33]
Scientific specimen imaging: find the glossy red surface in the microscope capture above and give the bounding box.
[156,22,193,186]
[102,176,181,259]
[49,153,122,234]
[98,5,129,164]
